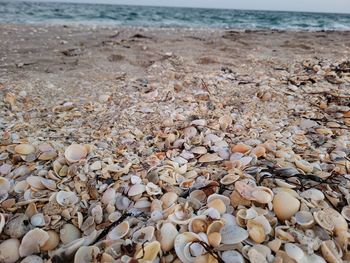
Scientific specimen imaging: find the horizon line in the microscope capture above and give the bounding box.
[10,0,350,15]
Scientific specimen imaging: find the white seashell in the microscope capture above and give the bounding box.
[20,255,43,263]
[174,232,201,263]
[30,213,46,227]
[221,250,244,263]
[284,243,305,262]
[132,226,155,243]
[19,228,49,257]
[160,223,179,252]
[130,175,142,184]
[60,224,81,244]
[300,189,324,201]
[108,211,122,223]
[191,146,207,155]
[161,192,178,209]
[134,199,152,209]
[146,182,162,195]
[107,221,129,240]
[294,211,314,228]
[40,178,56,190]
[221,224,249,244]
[128,183,145,197]
[0,238,20,263]
[101,188,116,205]
[14,144,35,155]
[116,196,131,210]
[26,176,45,190]
[90,161,102,171]
[64,144,88,163]
[198,153,223,163]
[56,191,79,206]
[74,246,100,263]
[207,193,230,207]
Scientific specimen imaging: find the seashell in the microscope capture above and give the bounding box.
[0,238,20,263]
[208,199,226,214]
[231,143,251,154]
[341,206,350,221]
[247,247,268,263]
[38,151,57,161]
[294,211,314,229]
[0,177,10,192]
[60,223,81,244]
[108,211,122,223]
[207,220,224,235]
[220,174,240,185]
[107,221,129,240]
[0,190,9,203]
[30,213,46,227]
[134,241,161,263]
[64,144,88,163]
[74,246,100,263]
[324,208,348,234]
[134,199,151,209]
[21,255,43,263]
[41,230,60,251]
[208,232,221,247]
[19,228,49,257]
[0,163,12,175]
[221,250,244,263]
[161,192,178,209]
[221,224,249,245]
[252,215,272,235]
[128,183,146,197]
[284,243,305,262]
[191,146,207,155]
[267,239,281,253]
[219,115,232,130]
[273,191,300,221]
[251,145,266,158]
[40,178,56,190]
[26,176,45,190]
[146,182,162,195]
[198,153,223,163]
[295,159,314,173]
[184,126,198,139]
[174,232,202,263]
[102,188,116,205]
[247,220,266,243]
[234,181,255,200]
[291,133,308,145]
[275,226,295,242]
[313,210,334,232]
[191,119,206,126]
[321,240,343,263]
[4,214,31,238]
[189,216,208,233]
[0,213,5,234]
[132,226,155,243]
[160,222,178,252]
[116,196,131,210]
[56,191,79,206]
[251,187,274,204]
[14,144,35,155]
[90,161,102,171]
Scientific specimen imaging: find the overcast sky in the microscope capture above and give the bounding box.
[24,0,350,14]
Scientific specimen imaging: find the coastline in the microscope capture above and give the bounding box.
[1,23,350,262]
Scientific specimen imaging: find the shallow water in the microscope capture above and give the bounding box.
[1,1,350,30]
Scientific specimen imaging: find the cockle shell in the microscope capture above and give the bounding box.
[19,228,49,257]
[273,191,300,221]
[107,221,129,240]
[14,144,35,155]
[0,238,20,263]
[64,144,88,163]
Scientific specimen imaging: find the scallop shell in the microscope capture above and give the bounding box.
[14,144,35,155]
[64,144,88,163]
[19,228,49,257]
[107,221,129,240]
[0,238,20,263]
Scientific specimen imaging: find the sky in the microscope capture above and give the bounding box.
[24,0,350,14]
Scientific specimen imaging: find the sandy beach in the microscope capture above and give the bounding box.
[1,24,350,262]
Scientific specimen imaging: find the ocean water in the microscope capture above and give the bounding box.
[1,1,350,30]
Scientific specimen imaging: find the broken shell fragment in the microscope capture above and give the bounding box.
[135,241,161,263]
[107,221,129,240]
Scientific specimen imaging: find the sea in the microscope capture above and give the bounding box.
[1,0,350,30]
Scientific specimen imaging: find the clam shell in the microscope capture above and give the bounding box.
[64,144,88,163]
[284,243,305,262]
[314,210,334,232]
[21,255,44,263]
[220,174,240,185]
[0,177,10,192]
[174,232,201,263]
[19,228,49,257]
[231,144,251,154]
[56,191,79,206]
[60,224,81,244]
[207,220,225,235]
[294,211,314,228]
[221,223,249,245]
[30,213,46,227]
[14,144,35,155]
[251,187,274,204]
[221,250,244,263]
[300,189,324,201]
[74,246,100,263]
[0,238,20,263]
[208,232,221,247]
[107,221,129,240]
[188,216,208,233]
[41,230,60,251]
[247,220,266,243]
[161,192,178,209]
[4,214,31,238]
[321,240,343,263]
[198,153,222,163]
[132,226,155,243]
[128,183,145,197]
[273,191,300,221]
[208,199,226,214]
[295,159,314,173]
[160,222,178,252]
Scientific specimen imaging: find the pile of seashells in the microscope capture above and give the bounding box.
[0,59,350,263]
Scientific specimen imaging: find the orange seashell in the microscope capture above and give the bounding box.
[231,143,251,154]
[251,145,266,158]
